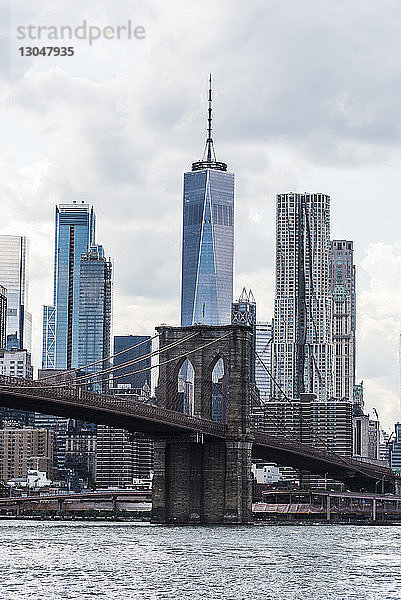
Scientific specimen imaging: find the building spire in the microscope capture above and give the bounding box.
[206,73,215,162]
[192,74,227,172]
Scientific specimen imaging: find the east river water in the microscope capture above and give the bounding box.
[0,521,400,599]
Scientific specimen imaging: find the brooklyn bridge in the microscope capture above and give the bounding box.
[0,325,398,524]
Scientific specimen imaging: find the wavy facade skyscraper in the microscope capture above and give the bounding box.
[272,192,333,401]
[180,76,234,326]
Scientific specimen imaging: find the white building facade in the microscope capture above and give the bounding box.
[0,349,33,379]
[272,193,333,401]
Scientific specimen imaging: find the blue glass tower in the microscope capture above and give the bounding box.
[113,335,151,390]
[42,201,95,369]
[180,76,234,326]
[78,245,112,390]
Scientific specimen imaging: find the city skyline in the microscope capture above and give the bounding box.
[2,2,401,429]
[1,4,400,598]
[2,121,400,429]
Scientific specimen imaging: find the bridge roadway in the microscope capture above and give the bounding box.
[0,375,398,489]
[0,490,151,507]
[0,490,152,515]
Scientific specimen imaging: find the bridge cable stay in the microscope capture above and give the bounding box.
[248,388,314,456]
[107,330,233,411]
[62,331,200,388]
[249,387,298,443]
[251,342,349,455]
[83,331,233,413]
[0,332,233,395]
[250,342,369,473]
[80,331,232,397]
[249,342,385,479]
[0,332,200,391]
[142,346,392,483]
[249,389,387,482]
[24,332,198,389]
[161,331,236,414]
[248,382,369,474]
[39,332,161,382]
[0,335,394,482]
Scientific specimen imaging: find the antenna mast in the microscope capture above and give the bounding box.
[192,74,227,172]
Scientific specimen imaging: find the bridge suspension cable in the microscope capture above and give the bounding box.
[249,342,380,478]
[86,331,233,393]
[71,332,199,387]
[1,331,233,392]
[39,332,161,382]
[31,332,199,389]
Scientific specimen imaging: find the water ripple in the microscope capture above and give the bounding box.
[0,521,400,599]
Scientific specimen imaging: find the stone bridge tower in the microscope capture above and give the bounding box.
[151,324,254,524]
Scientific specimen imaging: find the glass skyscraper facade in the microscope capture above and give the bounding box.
[180,77,234,326]
[255,320,273,402]
[42,201,95,369]
[0,235,32,352]
[78,245,112,390]
[113,335,151,390]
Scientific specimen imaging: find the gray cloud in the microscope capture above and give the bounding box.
[1,0,401,427]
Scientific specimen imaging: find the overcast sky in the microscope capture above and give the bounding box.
[1,0,401,429]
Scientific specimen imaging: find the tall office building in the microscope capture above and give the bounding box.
[113,335,151,390]
[272,193,333,401]
[65,420,97,486]
[0,236,32,352]
[42,305,56,369]
[96,426,153,487]
[0,427,54,483]
[331,273,354,400]
[0,285,6,349]
[353,414,380,460]
[78,245,112,390]
[329,241,356,329]
[255,321,273,402]
[42,201,95,370]
[33,412,69,480]
[253,395,353,457]
[353,381,364,412]
[180,76,234,326]
[329,241,356,400]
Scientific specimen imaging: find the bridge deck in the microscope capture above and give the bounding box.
[0,375,225,438]
[0,375,398,487]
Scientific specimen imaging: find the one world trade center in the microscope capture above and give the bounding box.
[180,76,234,326]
